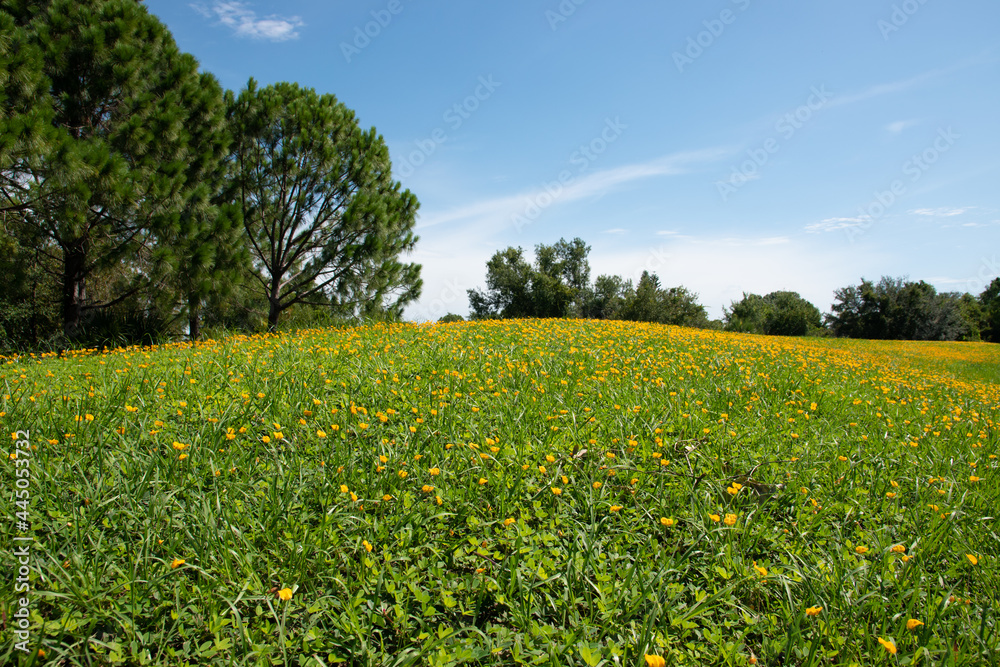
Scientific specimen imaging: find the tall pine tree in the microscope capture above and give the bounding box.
[228,80,421,331]
[1,0,229,340]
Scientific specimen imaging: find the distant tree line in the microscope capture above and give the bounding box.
[0,0,420,351]
[826,276,999,342]
[467,238,715,328]
[465,238,1000,343]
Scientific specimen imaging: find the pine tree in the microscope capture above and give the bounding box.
[2,0,229,340]
[228,80,421,331]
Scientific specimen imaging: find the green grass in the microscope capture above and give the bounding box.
[2,320,998,666]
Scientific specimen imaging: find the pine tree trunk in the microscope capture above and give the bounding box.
[188,294,201,341]
[62,239,88,340]
[268,295,281,333]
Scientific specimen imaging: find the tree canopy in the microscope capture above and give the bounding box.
[468,239,713,329]
[1,0,230,339]
[228,80,421,331]
[826,277,972,341]
[724,291,823,336]
[0,1,423,348]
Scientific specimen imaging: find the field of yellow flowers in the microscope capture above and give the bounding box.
[2,319,998,666]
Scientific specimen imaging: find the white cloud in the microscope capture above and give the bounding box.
[910,207,973,217]
[192,2,304,41]
[886,119,919,134]
[586,235,874,319]
[603,228,627,234]
[415,147,729,231]
[804,217,867,233]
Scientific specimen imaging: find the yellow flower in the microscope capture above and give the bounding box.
[278,587,293,601]
[538,465,547,475]
[363,540,373,552]
[877,637,897,655]
[610,505,623,512]
[316,430,326,438]
[724,513,737,526]
[966,554,979,565]
[172,441,189,451]
[906,618,924,630]
[503,518,516,527]
[644,655,665,667]
[709,514,721,522]
[592,482,602,489]
[800,487,808,495]
[382,494,393,501]
[838,455,848,462]
[545,455,555,463]
[753,561,768,577]
[170,558,185,569]
[340,484,349,493]
[551,487,562,496]
[478,477,487,485]
[178,453,188,461]
[660,517,675,527]
[891,544,906,553]
[969,475,980,482]
[805,605,822,616]
[429,467,440,476]
[262,435,270,444]
[398,470,408,479]
[421,485,434,493]
[855,546,869,555]
[886,492,896,498]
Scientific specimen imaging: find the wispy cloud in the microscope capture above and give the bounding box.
[192,2,304,41]
[603,228,628,234]
[886,119,919,134]
[804,217,867,233]
[415,147,729,230]
[827,58,986,110]
[910,207,973,217]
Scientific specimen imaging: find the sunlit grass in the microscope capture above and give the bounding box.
[2,320,998,665]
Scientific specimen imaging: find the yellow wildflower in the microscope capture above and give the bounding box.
[877,637,897,655]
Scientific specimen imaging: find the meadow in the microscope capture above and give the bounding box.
[2,319,998,666]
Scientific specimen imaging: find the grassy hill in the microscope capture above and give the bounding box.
[3,320,998,666]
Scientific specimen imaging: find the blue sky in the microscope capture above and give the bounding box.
[144,0,1000,321]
